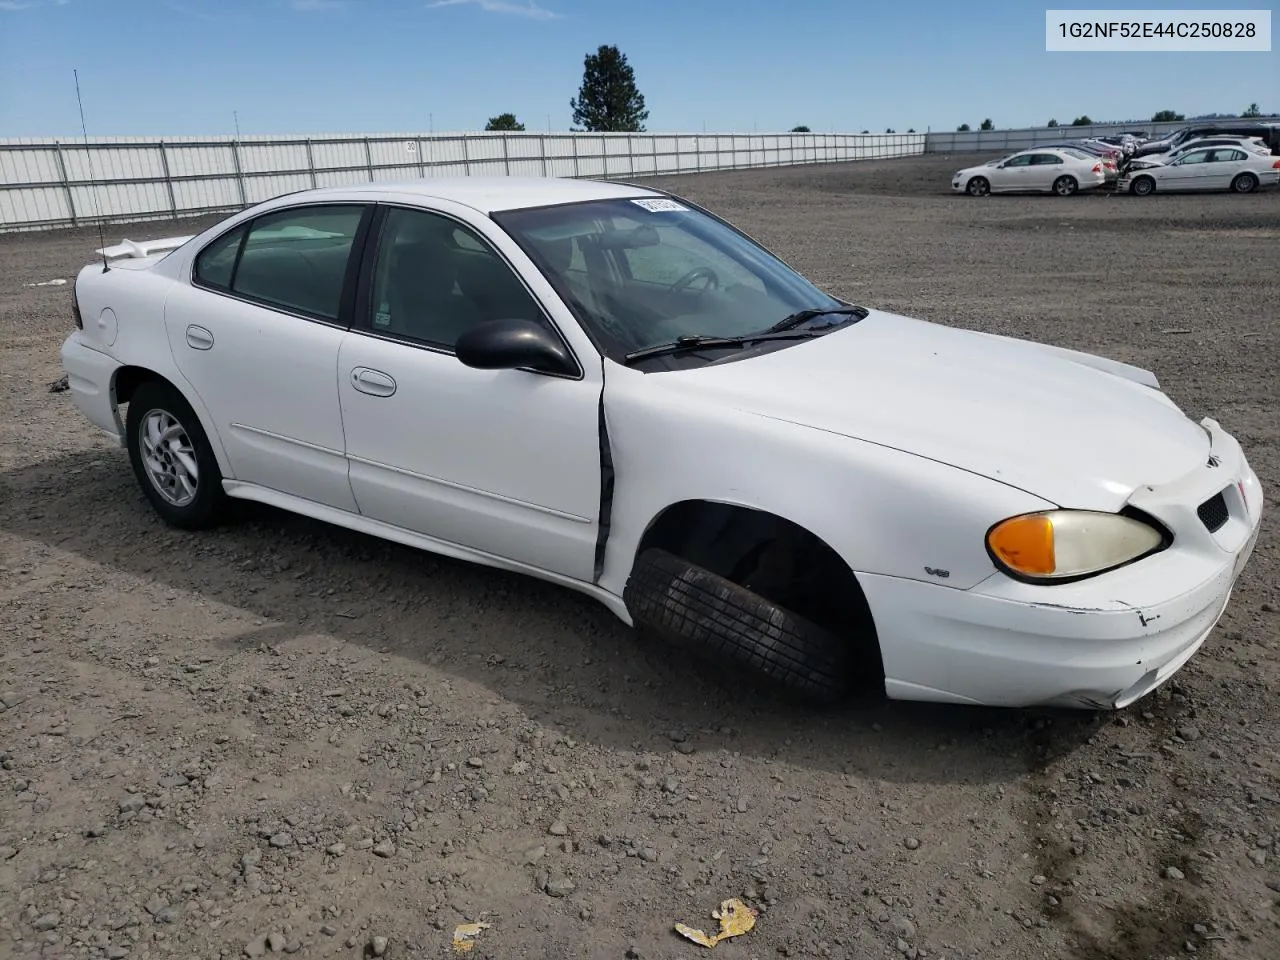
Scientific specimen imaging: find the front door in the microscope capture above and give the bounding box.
[337,203,602,581]
[992,153,1033,191]
[1162,149,1211,190]
[164,203,372,510]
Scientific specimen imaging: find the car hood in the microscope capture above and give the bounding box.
[660,310,1208,510]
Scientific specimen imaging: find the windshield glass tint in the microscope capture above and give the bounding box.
[493,198,843,358]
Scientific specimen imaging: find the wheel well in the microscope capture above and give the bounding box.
[113,365,167,406]
[634,500,882,670]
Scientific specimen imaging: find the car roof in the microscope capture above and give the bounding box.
[270,176,663,215]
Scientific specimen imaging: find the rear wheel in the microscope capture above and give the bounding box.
[1052,175,1078,196]
[125,380,226,529]
[1231,172,1259,194]
[966,176,990,197]
[1129,175,1156,196]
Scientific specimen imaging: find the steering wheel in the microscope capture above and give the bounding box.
[669,266,720,294]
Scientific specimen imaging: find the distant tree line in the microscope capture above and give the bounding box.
[971,103,1269,133]
[480,58,1269,136]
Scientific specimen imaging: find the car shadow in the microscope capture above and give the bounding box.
[0,447,1105,785]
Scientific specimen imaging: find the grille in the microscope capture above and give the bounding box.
[1197,491,1229,533]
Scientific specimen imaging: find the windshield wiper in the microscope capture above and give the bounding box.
[622,330,826,365]
[622,306,868,365]
[765,305,868,334]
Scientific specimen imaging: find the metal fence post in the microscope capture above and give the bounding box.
[231,138,248,207]
[501,135,511,175]
[157,141,178,220]
[52,141,77,227]
[627,135,634,177]
[539,134,548,176]
[305,138,318,188]
[415,138,426,178]
[462,134,471,177]
[571,135,580,178]
[363,137,374,181]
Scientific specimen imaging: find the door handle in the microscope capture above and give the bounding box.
[350,367,396,397]
[185,325,214,350]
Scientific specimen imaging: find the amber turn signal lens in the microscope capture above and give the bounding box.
[988,514,1055,575]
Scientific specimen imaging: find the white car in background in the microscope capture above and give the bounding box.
[952,148,1107,196]
[1120,146,1280,195]
[59,176,1262,710]
[1141,137,1272,164]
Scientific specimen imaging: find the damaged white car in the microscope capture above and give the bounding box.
[61,177,1263,709]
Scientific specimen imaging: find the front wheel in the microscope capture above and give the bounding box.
[125,380,226,529]
[623,548,852,704]
[1129,176,1156,196]
[966,176,990,197]
[1231,172,1259,194]
[1052,175,1078,196]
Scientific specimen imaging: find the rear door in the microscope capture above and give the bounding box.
[1206,148,1248,187]
[1027,152,1065,189]
[164,203,373,510]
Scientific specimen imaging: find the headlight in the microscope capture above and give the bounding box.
[986,510,1166,582]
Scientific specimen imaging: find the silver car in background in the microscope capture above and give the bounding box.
[1119,145,1280,195]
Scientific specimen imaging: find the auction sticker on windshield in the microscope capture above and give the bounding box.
[631,198,689,212]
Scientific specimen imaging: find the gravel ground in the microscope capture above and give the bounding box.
[1,153,1278,960]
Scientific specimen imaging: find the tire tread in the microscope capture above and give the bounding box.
[624,548,850,703]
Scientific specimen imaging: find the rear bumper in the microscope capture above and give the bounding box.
[863,419,1264,709]
[60,332,124,443]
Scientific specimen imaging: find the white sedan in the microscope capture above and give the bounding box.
[951,148,1107,196]
[1119,146,1280,195]
[60,176,1263,710]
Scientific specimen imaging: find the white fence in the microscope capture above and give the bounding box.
[924,116,1280,154]
[0,130,926,233]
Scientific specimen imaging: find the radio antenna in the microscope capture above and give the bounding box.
[74,68,110,272]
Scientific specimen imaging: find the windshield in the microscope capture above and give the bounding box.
[493,197,846,362]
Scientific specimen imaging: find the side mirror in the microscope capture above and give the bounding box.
[455,318,576,376]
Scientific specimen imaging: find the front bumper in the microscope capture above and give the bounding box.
[862,418,1263,709]
[60,332,125,444]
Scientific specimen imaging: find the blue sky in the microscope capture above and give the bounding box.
[0,0,1275,136]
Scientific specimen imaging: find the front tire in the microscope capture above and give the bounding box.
[1231,172,1259,194]
[1053,175,1078,196]
[125,380,226,529]
[624,548,852,704]
[1130,176,1156,196]
[966,176,990,197]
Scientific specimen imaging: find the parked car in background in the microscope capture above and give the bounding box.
[1119,146,1280,195]
[952,148,1108,196]
[1036,141,1116,159]
[1159,137,1273,161]
[1034,142,1116,180]
[1078,138,1127,158]
[58,175,1263,709]
[1090,134,1143,155]
[1134,121,1280,157]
